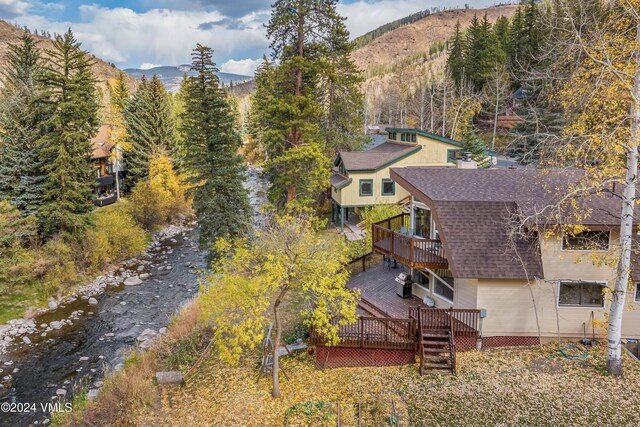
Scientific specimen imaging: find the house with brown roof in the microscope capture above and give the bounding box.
[91,126,124,207]
[368,163,640,346]
[330,128,468,232]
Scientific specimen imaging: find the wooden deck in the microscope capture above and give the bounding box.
[371,213,449,270]
[346,261,430,318]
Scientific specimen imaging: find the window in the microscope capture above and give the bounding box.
[413,269,430,291]
[414,207,431,238]
[411,133,416,143]
[635,283,640,302]
[382,179,395,196]
[388,132,395,140]
[433,269,454,302]
[401,133,406,142]
[562,230,610,251]
[359,179,373,196]
[447,149,461,164]
[558,281,604,307]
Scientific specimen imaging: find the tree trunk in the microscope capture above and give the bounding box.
[606,18,640,376]
[492,78,500,151]
[272,292,285,398]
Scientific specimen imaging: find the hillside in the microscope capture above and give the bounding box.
[124,65,251,93]
[0,20,137,96]
[351,5,518,74]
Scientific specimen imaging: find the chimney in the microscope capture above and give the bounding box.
[457,152,477,169]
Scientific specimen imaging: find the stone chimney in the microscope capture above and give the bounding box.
[457,152,477,169]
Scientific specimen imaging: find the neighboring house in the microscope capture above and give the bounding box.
[91,126,124,207]
[330,128,466,230]
[378,163,640,344]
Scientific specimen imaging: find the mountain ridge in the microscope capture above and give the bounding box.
[124,65,252,93]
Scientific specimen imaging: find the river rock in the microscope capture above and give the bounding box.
[56,389,67,398]
[124,276,143,286]
[88,298,98,305]
[88,389,100,400]
[79,356,89,361]
[137,328,156,342]
[22,336,31,345]
[139,273,150,279]
[49,321,64,330]
[155,371,184,385]
[39,323,47,329]
[48,301,58,310]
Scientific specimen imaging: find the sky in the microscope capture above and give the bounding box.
[1,0,502,76]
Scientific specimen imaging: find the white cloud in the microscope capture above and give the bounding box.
[139,63,162,70]
[0,0,31,18]
[15,5,271,68]
[220,58,261,76]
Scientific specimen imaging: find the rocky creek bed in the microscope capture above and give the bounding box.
[0,168,269,427]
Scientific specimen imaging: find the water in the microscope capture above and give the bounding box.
[0,167,268,426]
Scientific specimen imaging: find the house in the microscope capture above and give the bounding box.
[91,126,124,207]
[313,160,640,374]
[330,128,467,231]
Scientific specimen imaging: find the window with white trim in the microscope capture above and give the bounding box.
[432,269,454,302]
[558,281,604,307]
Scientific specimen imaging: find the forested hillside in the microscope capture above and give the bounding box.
[0,20,137,96]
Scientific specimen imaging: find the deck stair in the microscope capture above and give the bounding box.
[419,328,456,375]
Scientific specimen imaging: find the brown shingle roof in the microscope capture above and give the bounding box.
[330,172,351,189]
[337,142,420,171]
[91,126,113,159]
[390,167,635,280]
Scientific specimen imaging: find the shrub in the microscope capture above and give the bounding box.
[359,204,403,251]
[84,202,148,271]
[0,201,39,295]
[129,154,191,230]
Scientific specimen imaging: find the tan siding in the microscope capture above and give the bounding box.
[475,278,640,339]
[454,278,478,309]
[335,135,456,207]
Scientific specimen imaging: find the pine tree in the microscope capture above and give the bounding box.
[464,14,506,91]
[0,33,48,219]
[38,29,100,236]
[462,128,490,168]
[179,44,251,250]
[110,71,130,112]
[125,75,175,186]
[447,20,466,86]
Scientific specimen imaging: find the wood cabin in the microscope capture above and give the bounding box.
[314,161,640,375]
[91,126,124,207]
[330,128,466,234]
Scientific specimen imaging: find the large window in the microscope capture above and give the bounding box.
[413,269,430,291]
[558,281,604,307]
[382,179,395,196]
[562,230,610,251]
[433,269,454,302]
[411,133,416,143]
[401,133,406,142]
[359,179,373,196]
[414,207,431,238]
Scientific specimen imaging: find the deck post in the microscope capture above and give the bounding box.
[340,206,344,231]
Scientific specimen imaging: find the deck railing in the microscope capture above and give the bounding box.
[309,317,417,351]
[409,307,481,338]
[372,222,447,269]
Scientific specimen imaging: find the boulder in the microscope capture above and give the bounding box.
[124,276,143,286]
[87,389,100,400]
[22,336,31,345]
[55,389,67,398]
[48,301,58,310]
[88,298,98,305]
[49,321,64,330]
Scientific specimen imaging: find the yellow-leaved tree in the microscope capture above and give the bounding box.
[199,213,359,398]
[531,0,640,375]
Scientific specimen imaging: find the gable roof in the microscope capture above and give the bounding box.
[335,141,421,172]
[385,128,464,148]
[91,126,114,160]
[390,167,635,280]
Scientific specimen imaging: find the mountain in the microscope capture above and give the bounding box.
[0,20,138,95]
[124,65,252,93]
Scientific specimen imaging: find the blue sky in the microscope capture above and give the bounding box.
[1,0,501,75]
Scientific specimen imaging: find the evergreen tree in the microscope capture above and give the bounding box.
[124,75,175,186]
[461,128,491,168]
[0,33,48,219]
[257,0,361,207]
[447,20,466,86]
[464,14,506,91]
[179,44,251,250]
[110,71,130,112]
[38,29,100,236]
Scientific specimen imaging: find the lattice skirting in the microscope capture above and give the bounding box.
[454,336,478,351]
[482,336,541,348]
[315,346,416,369]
